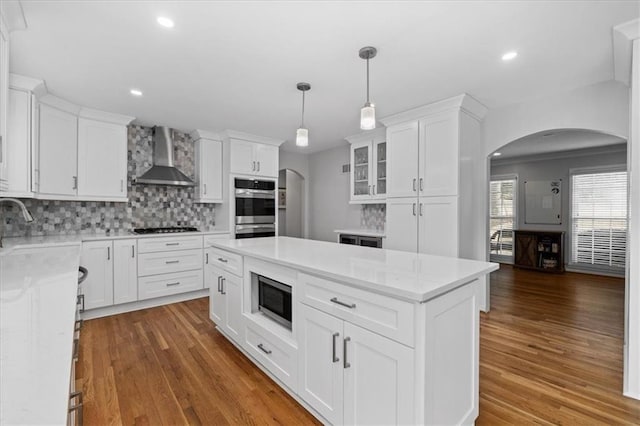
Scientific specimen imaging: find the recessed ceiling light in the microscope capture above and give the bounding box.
[501,51,518,61]
[130,89,143,96]
[157,16,174,28]
[492,152,502,157]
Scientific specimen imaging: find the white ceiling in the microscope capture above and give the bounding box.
[9,1,640,153]
[492,129,626,159]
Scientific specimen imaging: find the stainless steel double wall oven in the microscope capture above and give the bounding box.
[234,178,276,239]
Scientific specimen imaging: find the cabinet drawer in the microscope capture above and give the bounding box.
[298,273,415,347]
[137,235,203,253]
[138,269,204,300]
[138,249,203,276]
[209,247,243,277]
[244,319,298,391]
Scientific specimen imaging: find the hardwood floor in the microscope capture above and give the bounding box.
[477,265,639,425]
[78,266,640,425]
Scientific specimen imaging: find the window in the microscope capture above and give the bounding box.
[490,176,516,260]
[571,168,627,271]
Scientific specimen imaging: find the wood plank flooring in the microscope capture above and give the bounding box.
[78,266,640,425]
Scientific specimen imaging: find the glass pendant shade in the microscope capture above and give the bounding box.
[360,104,376,130]
[296,127,309,147]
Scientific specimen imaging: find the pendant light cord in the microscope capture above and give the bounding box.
[366,57,370,104]
[301,89,305,128]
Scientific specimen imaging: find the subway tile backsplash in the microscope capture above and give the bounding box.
[2,125,216,237]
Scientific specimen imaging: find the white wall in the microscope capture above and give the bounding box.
[308,145,360,242]
[491,144,628,268]
[285,169,304,238]
[279,150,310,238]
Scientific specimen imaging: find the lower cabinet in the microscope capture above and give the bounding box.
[208,264,242,341]
[297,303,415,425]
[113,239,138,304]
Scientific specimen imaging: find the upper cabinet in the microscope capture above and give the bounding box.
[191,129,224,203]
[347,128,386,204]
[0,14,10,191]
[226,131,282,178]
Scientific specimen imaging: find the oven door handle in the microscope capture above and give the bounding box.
[235,189,276,199]
[235,224,276,233]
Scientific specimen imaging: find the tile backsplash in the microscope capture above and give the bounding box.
[2,125,216,237]
[360,204,385,231]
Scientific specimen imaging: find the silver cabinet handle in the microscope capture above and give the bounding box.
[412,178,416,192]
[166,282,180,287]
[419,177,424,192]
[69,391,83,426]
[373,184,376,195]
[217,276,222,293]
[204,183,207,195]
[343,337,351,368]
[205,252,209,264]
[257,161,260,172]
[252,161,256,171]
[220,277,226,295]
[165,260,180,264]
[166,242,180,246]
[332,332,340,363]
[217,257,228,263]
[74,319,83,332]
[257,343,272,355]
[107,246,110,260]
[77,294,85,313]
[368,185,372,195]
[330,297,356,309]
[420,203,424,216]
[412,203,416,216]
[73,176,78,190]
[131,245,135,258]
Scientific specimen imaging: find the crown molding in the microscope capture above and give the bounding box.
[613,18,640,86]
[380,93,488,127]
[345,127,386,144]
[78,107,135,125]
[0,0,26,33]
[190,129,222,141]
[220,129,284,146]
[9,73,46,96]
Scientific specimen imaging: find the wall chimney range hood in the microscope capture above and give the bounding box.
[135,126,195,186]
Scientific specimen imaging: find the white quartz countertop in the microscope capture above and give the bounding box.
[0,229,230,252]
[1,244,82,425]
[209,237,498,303]
[334,228,386,238]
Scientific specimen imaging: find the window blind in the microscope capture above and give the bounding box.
[490,179,516,257]
[571,171,627,269]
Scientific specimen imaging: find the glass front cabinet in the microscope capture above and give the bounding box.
[347,128,386,203]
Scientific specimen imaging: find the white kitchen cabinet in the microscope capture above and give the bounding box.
[36,103,78,198]
[80,240,114,310]
[194,137,223,203]
[381,95,487,257]
[229,138,279,178]
[113,239,138,304]
[2,87,34,197]
[208,264,242,342]
[297,303,414,425]
[77,116,128,201]
[0,18,8,191]
[347,128,386,203]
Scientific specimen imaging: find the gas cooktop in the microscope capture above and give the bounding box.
[132,227,199,234]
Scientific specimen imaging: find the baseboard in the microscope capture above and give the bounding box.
[565,266,625,278]
[81,289,209,320]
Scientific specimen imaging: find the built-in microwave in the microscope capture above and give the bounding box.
[257,274,292,330]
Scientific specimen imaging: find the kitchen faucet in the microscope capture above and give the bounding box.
[0,198,35,248]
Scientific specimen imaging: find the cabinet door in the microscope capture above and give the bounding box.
[385,197,418,252]
[196,139,223,202]
[418,196,458,257]
[255,143,278,177]
[5,88,32,195]
[208,265,225,326]
[343,322,415,426]
[0,26,8,190]
[372,140,387,198]
[77,118,127,199]
[222,272,242,341]
[113,239,137,304]
[351,140,372,202]
[229,139,256,175]
[38,104,78,196]
[80,241,114,310]
[297,304,344,425]
[387,121,419,198]
[419,112,459,197]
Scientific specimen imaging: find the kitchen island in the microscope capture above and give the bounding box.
[207,236,498,425]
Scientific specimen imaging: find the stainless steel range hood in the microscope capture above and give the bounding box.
[135,126,195,186]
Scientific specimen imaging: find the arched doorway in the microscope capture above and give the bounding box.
[278,168,305,238]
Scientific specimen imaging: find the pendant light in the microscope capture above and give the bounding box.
[296,82,311,147]
[359,46,377,130]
